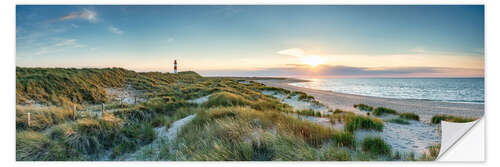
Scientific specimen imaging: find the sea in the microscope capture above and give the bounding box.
[289,78,484,104]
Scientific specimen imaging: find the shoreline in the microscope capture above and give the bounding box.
[254,79,484,122]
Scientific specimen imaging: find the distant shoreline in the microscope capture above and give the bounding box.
[253,79,484,122]
[208,76,311,83]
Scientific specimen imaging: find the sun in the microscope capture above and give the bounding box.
[302,56,326,67]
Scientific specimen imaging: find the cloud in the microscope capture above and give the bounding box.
[60,8,97,23]
[35,39,85,56]
[277,48,305,57]
[54,39,77,47]
[199,64,483,78]
[108,25,124,35]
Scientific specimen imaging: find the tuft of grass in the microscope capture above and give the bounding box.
[319,144,352,161]
[354,104,374,111]
[16,131,65,160]
[431,114,477,124]
[333,109,344,114]
[399,113,420,121]
[296,109,322,117]
[344,115,384,133]
[332,131,355,148]
[361,136,391,156]
[387,118,410,125]
[204,92,250,107]
[16,105,74,131]
[420,144,440,161]
[373,107,398,116]
[329,111,356,124]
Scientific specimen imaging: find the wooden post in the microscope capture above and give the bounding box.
[73,104,77,120]
[134,97,137,105]
[27,112,31,127]
[101,103,105,113]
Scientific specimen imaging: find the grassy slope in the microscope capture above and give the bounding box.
[16,67,435,161]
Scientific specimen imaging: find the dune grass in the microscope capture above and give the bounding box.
[296,109,323,117]
[17,67,432,161]
[361,136,391,156]
[354,104,374,112]
[399,112,420,121]
[203,92,251,108]
[16,105,74,131]
[344,115,384,133]
[431,114,477,124]
[387,118,410,125]
[373,107,398,116]
[167,106,355,160]
[419,144,440,161]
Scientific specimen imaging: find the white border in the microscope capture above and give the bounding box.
[4,0,497,167]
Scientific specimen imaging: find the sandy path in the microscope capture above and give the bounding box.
[117,114,196,161]
[256,79,484,122]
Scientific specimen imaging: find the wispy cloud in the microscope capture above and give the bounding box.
[108,25,124,35]
[60,8,97,23]
[35,39,85,56]
[277,48,305,57]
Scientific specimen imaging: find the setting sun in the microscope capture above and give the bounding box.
[302,56,326,67]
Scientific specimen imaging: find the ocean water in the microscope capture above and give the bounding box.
[290,78,484,104]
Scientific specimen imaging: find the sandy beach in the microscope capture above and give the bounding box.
[256,79,484,122]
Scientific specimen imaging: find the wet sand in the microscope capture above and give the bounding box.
[256,79,484,122]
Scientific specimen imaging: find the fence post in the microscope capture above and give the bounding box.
[102,103,105,113]
[73,104,77,120]
[27,112,31,128]
[134,96,137,105]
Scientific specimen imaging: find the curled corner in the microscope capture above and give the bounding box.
[437,118,481,160]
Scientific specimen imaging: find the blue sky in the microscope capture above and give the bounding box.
[16,5,484,77]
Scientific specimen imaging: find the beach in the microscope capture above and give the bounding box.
[256,79,484,122]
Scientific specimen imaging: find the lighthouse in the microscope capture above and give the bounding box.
[174,60,178,74]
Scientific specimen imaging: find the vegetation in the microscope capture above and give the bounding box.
[399,112,420,121]
[354,104,374,111]
[387,118,410,125]
[203,92,250,108]
[15,67,413,161]
[431,114,477,124]
[296,109,323,117]
[16,105,74,131]
[344,115,384,133]
[373,107,398,116]
[333,109,344,114]
[361,136,391,156]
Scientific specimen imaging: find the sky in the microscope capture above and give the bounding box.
[16,5,484,78]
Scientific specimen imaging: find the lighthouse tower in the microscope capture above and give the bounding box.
[174,60,178,74]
